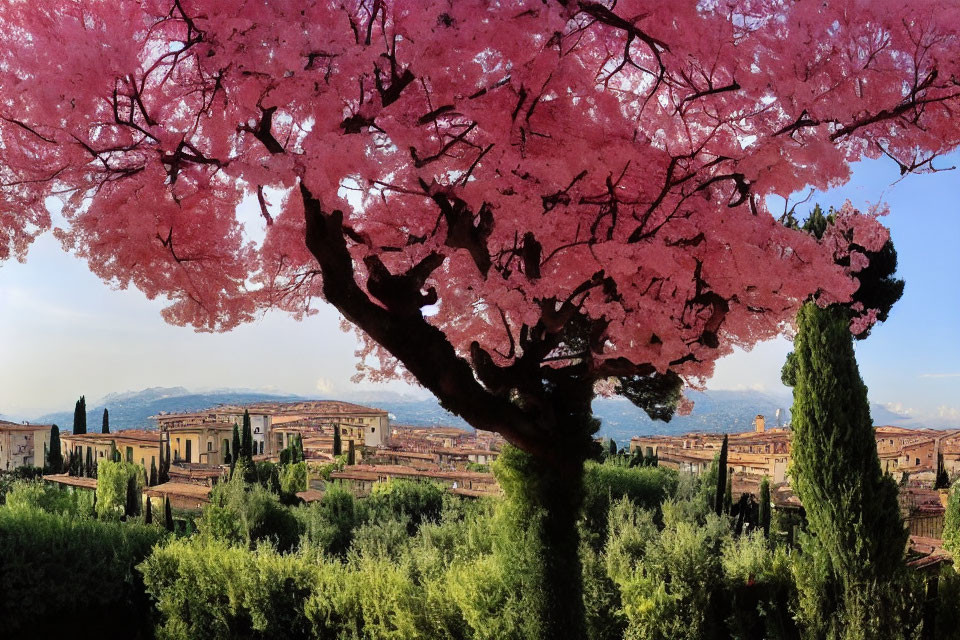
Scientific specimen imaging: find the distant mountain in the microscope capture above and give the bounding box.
[27,386,950,437]
[36,390,307,430]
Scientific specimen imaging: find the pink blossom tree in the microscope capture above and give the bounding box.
[2,1,960,633]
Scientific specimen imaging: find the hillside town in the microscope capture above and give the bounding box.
[632,415,957,548]
[1,402,956,551]
[0,399,505,511]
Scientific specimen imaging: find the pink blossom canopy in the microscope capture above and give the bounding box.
[1,0,959,442]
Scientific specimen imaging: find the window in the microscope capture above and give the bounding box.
[207,441,212,451]
[916,457,920,466]
[126,447,133,462]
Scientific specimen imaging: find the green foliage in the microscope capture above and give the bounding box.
[73,395,86,435]
[280,461,308,496]
[198,474,300,552]
[47,424,63,472]
[347,438,356,465]
[245,460,282,494]
[758,477,771,538]
[96,460,142,519]
[102,407,110,434]
[231,423,241,472]
[723,475,733,516]
[0,502,164,638]
[298,482,358,556]
[789,302,910,637]
[164,496,174,532]
[715,435,728,516]
[125,474,142,518]
[5,479,94,516]
[936,453,950,490]
[240,410,254,463]
[942,483,960,559]
[140,537,317,640]
[311,455,346,482]
[366,479,445,534]
[615,370,684,421]
[333,425,342,456]
[580,460,678,542]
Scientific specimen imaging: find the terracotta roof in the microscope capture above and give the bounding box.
[61,430,161,445]
[296,489,325,503]
[144,482,212,501]
[43,474,97,490]
[0,421,53,432]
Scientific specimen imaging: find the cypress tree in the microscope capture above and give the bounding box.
[149,459,158,486]
[294,434,304,463]
[84,448,93,478]
[789,302,907,626]
[758,476,771,538]
[163,496,174,531]
[935,453,949,490]
[608,439,617,457]
[159,440,171,483]
[73,397,86,435]
[333,425,342,456]
[109,440,117,464]
[347,438,355,466]
[231,423,241,470]
[47,424,63,472]
[102,408,109,434]
[241,410,253,462]
[144,495,153,524]
[943,484,960,557]
[714,434,728,516]
[723,474,733,515]
[124,475,140,519]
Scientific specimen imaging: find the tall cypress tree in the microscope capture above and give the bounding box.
[144,495,153,525]
[72,396,87,435]
[789,302,907,628]
[241,410,253,462]
[943,484,960,558]
[124,475,140,519]
[758,476,771,538]
[149,459,158,486]
[714,434,728,516]
[723,475,733,515]
[164,496,174,532]
[347,438,356,466]
[47,424,62,472]
[295,434,304,463]
[333,425,342,456]
[231,423,241,470]
[109,440,117,464]
[935,453,949,490]
[84,448,93,478]
[102,408,109,434]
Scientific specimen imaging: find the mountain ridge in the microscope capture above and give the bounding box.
[19,386,941,440]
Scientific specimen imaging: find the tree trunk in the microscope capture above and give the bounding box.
[496,382,596,640]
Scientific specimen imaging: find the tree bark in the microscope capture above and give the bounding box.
[301,183,598,637]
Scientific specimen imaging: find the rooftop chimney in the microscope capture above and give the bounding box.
[754,415,765,433]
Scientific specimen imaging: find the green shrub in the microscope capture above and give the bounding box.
[4,479,94,516]
[198,475,300,552]
[96,460,143,519]
[140,537,317,640]
[0,504,164,638]
[581,461,678,541]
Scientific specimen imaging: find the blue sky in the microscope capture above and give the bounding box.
[0,154,957,425]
